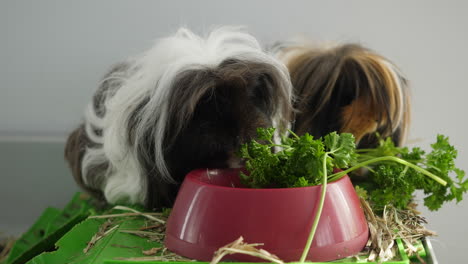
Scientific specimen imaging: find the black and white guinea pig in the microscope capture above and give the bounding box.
[276,42,410,148]
[65,27,294,210]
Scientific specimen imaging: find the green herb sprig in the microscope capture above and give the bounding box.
[348,135,468,211]
[239,128,356,188]
[239,128,467,211]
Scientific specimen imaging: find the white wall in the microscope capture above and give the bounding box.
[1,0,467,262]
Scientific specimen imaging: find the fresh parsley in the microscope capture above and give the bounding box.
[355,134,468,211]
[239,128,467,212]
[239,128,357,188]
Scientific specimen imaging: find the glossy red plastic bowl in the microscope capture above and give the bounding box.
[164,168,368,262]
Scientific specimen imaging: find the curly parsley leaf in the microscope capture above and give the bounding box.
[238,128,466,212]
[324,132,357,168]
[239,128,355,188]
[357,134,467,211]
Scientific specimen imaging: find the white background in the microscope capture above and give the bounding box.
[1,1,467,262]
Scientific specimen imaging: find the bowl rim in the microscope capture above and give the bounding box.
[185,168,348,192]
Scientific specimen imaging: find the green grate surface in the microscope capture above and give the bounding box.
[2,193,92,264]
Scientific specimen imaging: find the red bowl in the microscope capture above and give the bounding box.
[164,168,369,262]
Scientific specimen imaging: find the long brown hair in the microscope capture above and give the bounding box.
[282,43,410,147]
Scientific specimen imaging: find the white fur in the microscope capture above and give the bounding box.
[81,27,293,205]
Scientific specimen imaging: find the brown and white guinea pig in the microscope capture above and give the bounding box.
[276,42,410,148]
[65,27,294,210]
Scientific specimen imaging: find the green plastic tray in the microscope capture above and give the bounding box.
[2,193,92,264]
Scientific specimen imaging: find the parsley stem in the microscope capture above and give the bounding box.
[328,156,447,186]
[299,153,329,262]
[288,129,300,139]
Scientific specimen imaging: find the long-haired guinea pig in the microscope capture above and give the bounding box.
[64,27,294,210]
[276,43,410,148]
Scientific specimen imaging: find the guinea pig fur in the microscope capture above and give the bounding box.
[64,27,294,210]
[276,43,410,148]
